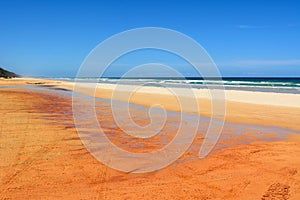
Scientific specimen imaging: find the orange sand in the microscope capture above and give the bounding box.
[0,78,300,199]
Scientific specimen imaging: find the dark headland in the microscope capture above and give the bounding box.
[0,67,19,78]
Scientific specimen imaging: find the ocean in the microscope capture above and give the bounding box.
[55,77,300,94]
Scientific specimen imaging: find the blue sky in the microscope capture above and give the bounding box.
[0,0,299,77]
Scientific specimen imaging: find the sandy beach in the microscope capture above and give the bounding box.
[6,77,300,129]
[1,78,300,199]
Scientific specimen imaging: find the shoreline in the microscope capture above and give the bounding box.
[1,77,300,130]
[3,77,300,107]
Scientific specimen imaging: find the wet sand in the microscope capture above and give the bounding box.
[1,78,300,199]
